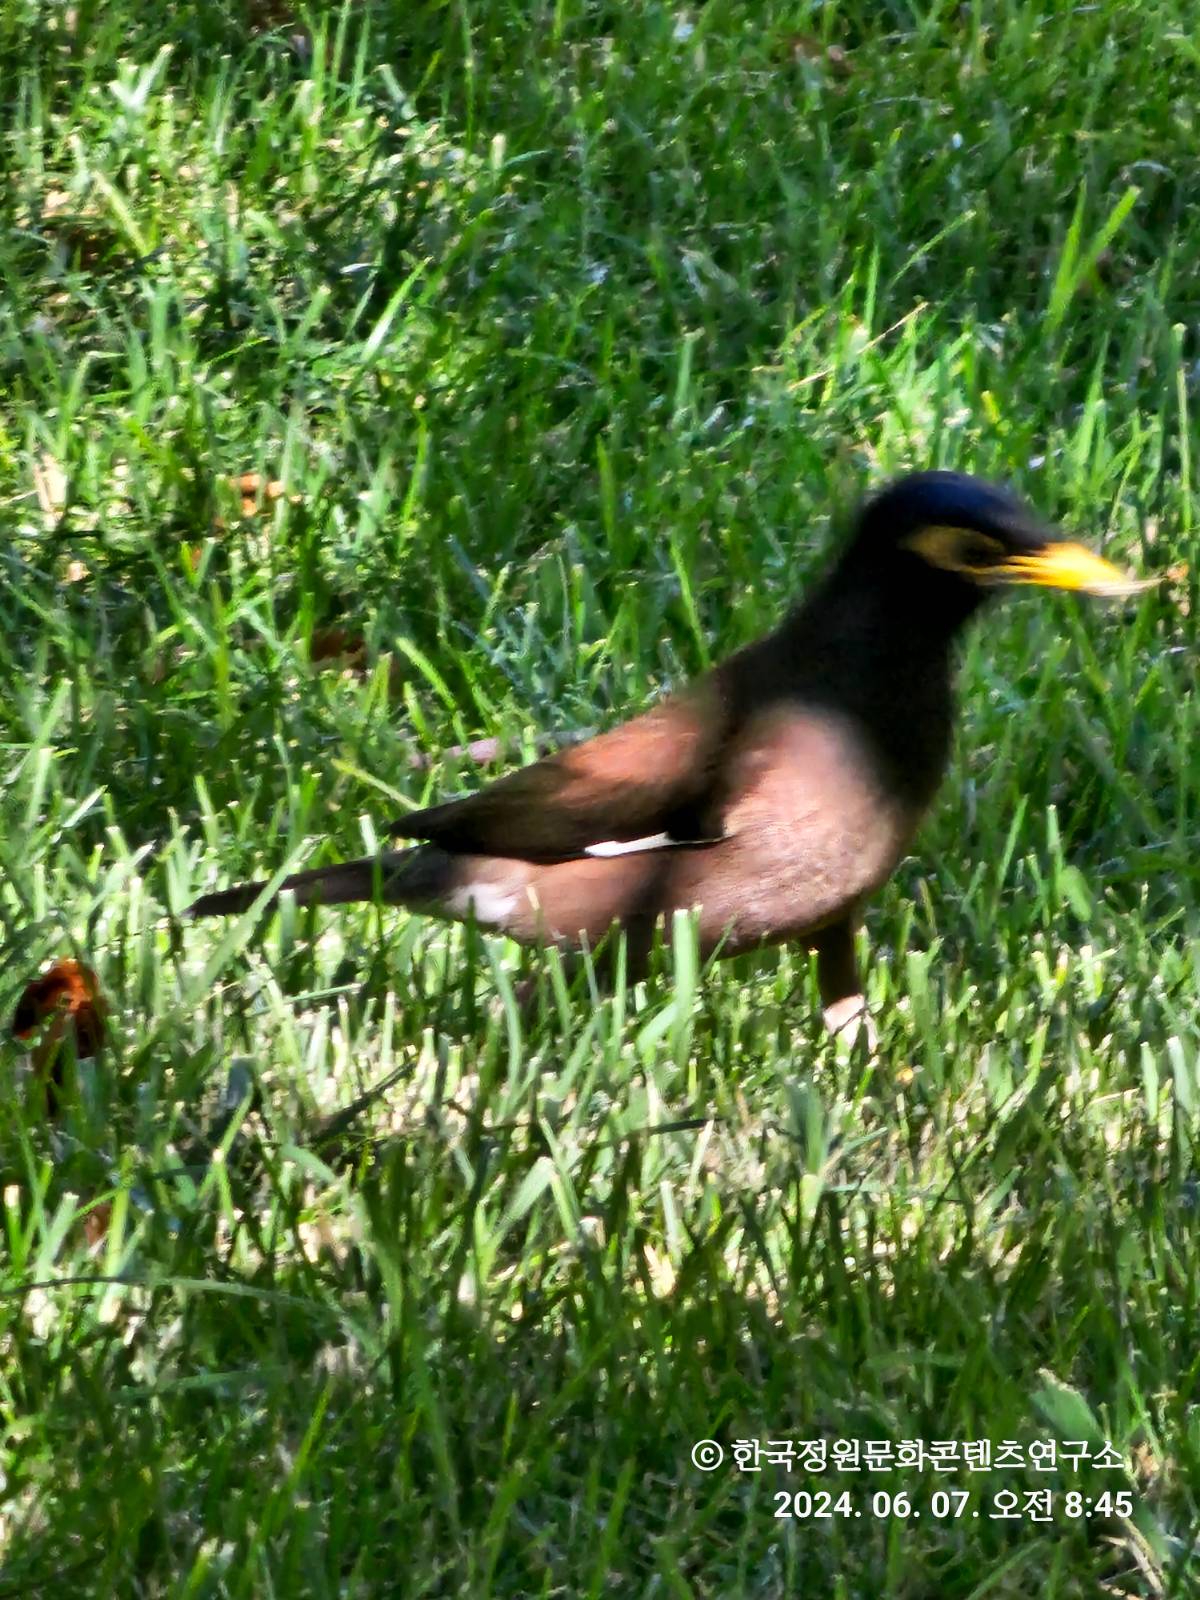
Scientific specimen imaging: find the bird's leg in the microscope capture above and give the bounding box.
[815,920,877,1049]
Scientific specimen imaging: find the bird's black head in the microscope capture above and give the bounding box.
[844,470,1146,626]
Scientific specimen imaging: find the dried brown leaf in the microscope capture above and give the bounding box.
[229,473,303,519]
[32,452,67,527]
[12,959,108,1117]
[786,33,853,75]
[310,628,368,671]
[82,1202,114,1250]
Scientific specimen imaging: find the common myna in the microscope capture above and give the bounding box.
[189,471,1146,1033]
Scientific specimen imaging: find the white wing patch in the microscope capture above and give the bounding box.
[446,883,520,924]
[584,832,676,859]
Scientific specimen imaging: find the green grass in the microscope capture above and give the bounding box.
[2,0,1200,1593]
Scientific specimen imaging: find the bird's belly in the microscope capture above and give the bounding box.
[665,805,914,956]
[425,804,917,960]
[417,705,930,957]
[670,705,926,954]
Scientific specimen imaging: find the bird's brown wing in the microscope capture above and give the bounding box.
[390,679,735,863]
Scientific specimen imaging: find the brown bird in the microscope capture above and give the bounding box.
[189,471,1147,1034]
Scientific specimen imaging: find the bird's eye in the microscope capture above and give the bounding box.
[903,525,1007,574]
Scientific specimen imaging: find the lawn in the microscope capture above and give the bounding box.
[2,1,1200,1594]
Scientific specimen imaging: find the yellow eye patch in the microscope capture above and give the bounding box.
[902,525,1008,575]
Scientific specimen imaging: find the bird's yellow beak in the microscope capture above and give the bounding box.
[982,542,1154,598]
[903,524,1154,597]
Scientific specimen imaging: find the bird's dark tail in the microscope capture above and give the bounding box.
[188,853,419,919]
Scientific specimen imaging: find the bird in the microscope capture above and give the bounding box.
[188,470,1149,1036]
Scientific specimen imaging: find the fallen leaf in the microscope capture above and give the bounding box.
[82,1202,113,1250]
[643,1243,677,1299]
[786,32,853,76]
[231,472,302,519]
[309,627,367,670]
[245,0,313,53]
[245,0,294,21]
[106,457,133,522]
[11,959,108,1116]
[1166,560,1192,616]
[32,452,67,528]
